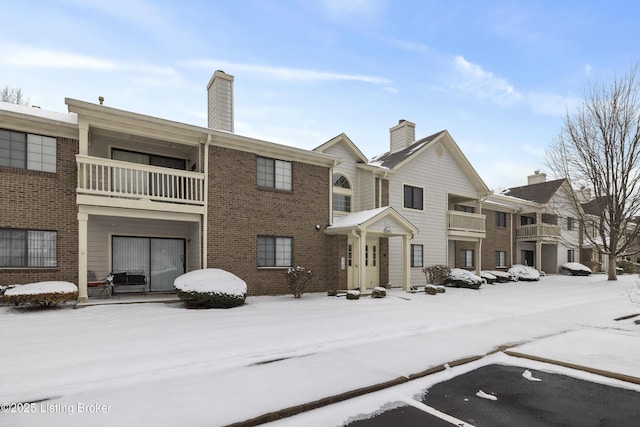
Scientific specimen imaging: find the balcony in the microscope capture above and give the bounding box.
[76,155,205,214]
[447,211,486,239]
[516,223,561,241]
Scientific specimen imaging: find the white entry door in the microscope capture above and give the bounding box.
[364,238,379,288]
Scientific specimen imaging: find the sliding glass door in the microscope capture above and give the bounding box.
[112,236,185,292]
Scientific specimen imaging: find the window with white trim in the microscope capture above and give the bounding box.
[0,129,56,172]
[460,249,474,268]
[567,217,575,231]
[0,229,57,267]
[257,156,292,190]
[257,236,292,267]
[332,173,352,212]
[567,249,575,263]
[495,251,506,268]
[495,211,507,228]
[403,184,423,210]
[411,244,424,267]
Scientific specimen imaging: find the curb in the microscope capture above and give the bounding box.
[224,355,482,427]
[504,350,640,386]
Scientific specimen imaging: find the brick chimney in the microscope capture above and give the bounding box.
[527,170,547,185]
[207,70,234,132]
[389,119,416,153]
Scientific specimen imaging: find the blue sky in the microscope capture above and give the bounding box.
[1,0,638,190]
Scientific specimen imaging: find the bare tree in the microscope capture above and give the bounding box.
[1,86,29,106]
[546,65,640,280]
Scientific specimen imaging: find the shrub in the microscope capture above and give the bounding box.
[617,260,639,274]
[444,269,483,289]
[561,262,592,276]
[3,282,78,308]
[480,271,497,284]
[286,266,313,298]
[372,287,386,298]
[346,290,360,300]
[423,265,451,285]
[175,289,245,309]
[425,285,438,295]
[508,265,540,281]
[174,269,247,309]
[327,289,338,297]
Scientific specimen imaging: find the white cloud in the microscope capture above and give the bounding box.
[0,44,117,70]
[180,59,391,84]
[452,55,522,105]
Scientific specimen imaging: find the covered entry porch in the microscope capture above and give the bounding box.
[326,207,419,292]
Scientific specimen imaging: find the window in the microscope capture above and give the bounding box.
[332,173,352,212]
[403,184,423,210]
[257,236,292,267]
[567,249,575,263]
[0,129,56,172]
[567,217,575,231]
[411,244,424,267]
[0,229,57,267]
[496,251,506,268]
[495,212,507,228]
[460,249,474,268]
[257,156,292,190]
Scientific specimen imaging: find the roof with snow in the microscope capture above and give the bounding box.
[326,206,418,236]
[502,178,566,204]
[369,130,446,169]
[0,101,77,124]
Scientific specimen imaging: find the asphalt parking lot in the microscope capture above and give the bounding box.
[344,364,640,427]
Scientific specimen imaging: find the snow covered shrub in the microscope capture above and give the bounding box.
[3,281,78,307]
[508,264,540,281]
[488,270,513,283]
[425,285,438,295]
[174,269,247,309]
[444,269,483,289]
[346,290,360,300]
[561,262,592,276]
[617,260,640,274]
[423,265,451,285]
[327,289,338,296]
[372,287,386,298]
[480,271,497,284]
[285,266,312,298]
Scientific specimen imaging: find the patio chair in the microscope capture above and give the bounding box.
[87,271,113,299]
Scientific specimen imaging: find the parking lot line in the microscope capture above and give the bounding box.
[398,395,476,427]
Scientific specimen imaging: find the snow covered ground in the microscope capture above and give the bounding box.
[2,274,640,426]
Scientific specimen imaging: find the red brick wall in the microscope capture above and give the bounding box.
[481,208,512,270]
[207,146,336,295]
[0,137,79,286]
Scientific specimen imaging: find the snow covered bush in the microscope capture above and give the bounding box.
[480,271,497,284]
[425,284,443,295]
[617,260,640,274]
[346,290,360,300]
[3,281,78,307]
[561,262,592,276]
[444,269,483,289]
[327,289,338,296]
[285,266,312,298]
[372,287,386,298]
[423,265,451,285]
[487,270,513,283]
[508,264,540,281]
[174,269,247,309]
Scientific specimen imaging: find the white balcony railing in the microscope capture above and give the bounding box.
[447,211,486,234]
[77,155,205,206]
[516,223,561,240]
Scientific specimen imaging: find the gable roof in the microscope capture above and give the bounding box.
[502,178,566,204]
[369,130,446,169]
[314,133,368,164]
[582,196,610,216]
[369,129,490,195]
[325,206,419,236]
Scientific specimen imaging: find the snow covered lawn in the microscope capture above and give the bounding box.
[2,274,639,426]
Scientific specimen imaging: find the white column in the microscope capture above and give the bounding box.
[359,230,367,291]
[402,235,411,290]
[78,119,89,156]
[476,238,482,275]
[536,240,542,272]
[78,212,89,302]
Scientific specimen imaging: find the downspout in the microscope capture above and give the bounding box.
[202,134,211,269]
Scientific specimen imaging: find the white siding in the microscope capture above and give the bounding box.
[387,143,481,286]
[359,169,375,211]
[324,143,360,216]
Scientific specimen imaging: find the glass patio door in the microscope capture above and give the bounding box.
[112,236,185,292]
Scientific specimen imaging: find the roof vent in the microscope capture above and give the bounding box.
[98,96,104,105]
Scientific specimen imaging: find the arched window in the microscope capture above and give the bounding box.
[333,173,352,212]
